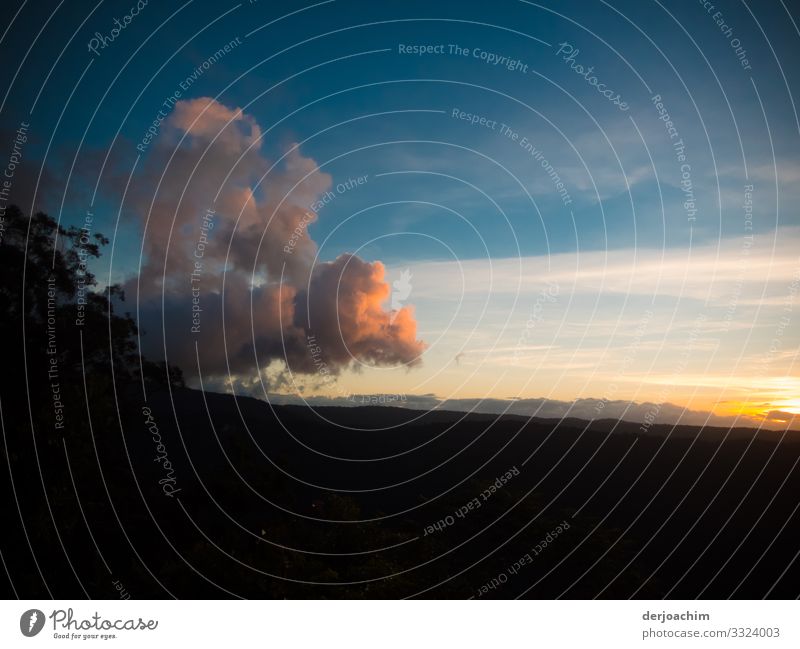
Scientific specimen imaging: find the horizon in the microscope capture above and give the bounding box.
[170,382,800,433]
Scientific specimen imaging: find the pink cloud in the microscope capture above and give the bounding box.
[128,98,424,383]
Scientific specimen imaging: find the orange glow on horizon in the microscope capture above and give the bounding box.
[711,399,798,427]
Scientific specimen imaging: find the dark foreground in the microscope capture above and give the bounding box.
[3,386,799,599]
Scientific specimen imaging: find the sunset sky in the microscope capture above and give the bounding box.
[3,0,798,428]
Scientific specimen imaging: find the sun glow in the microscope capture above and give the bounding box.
[765,399,800,416]
[711,378,800,425]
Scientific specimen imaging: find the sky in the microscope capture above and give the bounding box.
[2,0,799,428]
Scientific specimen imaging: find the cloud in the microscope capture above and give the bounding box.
[397,395,737,427]
[129,97,424,381]
[402,232,800,302]
[763,410,798,425]
[295,254,425,372]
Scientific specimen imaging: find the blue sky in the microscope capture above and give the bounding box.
[6,0,799,248]
[3,0,799,426]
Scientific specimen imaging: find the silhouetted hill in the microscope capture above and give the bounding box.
[96,387,799,598]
